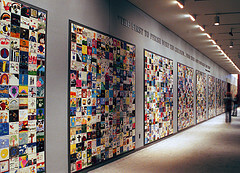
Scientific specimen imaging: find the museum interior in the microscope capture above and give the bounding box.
[0,0,240,172]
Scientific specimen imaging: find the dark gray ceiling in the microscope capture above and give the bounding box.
[128,0,240,73]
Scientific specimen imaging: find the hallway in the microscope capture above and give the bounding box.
[90,112,240,173]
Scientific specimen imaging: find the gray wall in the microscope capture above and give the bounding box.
[22,0,232,172]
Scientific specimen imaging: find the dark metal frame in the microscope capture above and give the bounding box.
[207,74,217,118]
[5,0,48,171]
[216,78,222,116]
[177,62,194,132]
[215,79,226,116]
[143,49,174,146]
[195,70,207,124]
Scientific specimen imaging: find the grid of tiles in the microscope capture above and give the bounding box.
[216,78,222,115]
[208,75,216,118]
[0,1,46,173]
[177,63,194,131]
[69,22,136,172]
[144,50,173,144]
[196,70,207,123]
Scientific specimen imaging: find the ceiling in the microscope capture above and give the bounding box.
[128,0,240,74]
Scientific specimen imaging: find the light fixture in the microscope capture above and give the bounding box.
[206,33,212,38]
[229,28,233,36]
[214,15,220,26]
[222,53,240,73]
[177,0,184,9]
[189,14,196,21]
[199,25,205,31]
[230,41,233,48]
[211,40,216,44]
[223,54,240,73]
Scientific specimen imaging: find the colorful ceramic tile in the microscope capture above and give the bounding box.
[0,135,9,148]
[0,160,9,172]
[0,148,9,161]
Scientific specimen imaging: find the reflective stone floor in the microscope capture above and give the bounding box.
[90,110,240,173]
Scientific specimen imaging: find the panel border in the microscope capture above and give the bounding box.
[143,49,174,146]
[68,19,136,173]
[0,0,48,172]
[177,62,194,132]
[208,74,216,119]
[195,70,207,124]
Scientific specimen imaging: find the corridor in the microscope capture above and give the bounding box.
[90,112,240,173]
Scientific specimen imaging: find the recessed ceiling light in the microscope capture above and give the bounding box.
[211,40,216,44]
[177,1,184,9]
[230,41,233,48]
[199,25,205,31]
[189,14,196,21]
[214,15,220,26]
[206,33,211,38]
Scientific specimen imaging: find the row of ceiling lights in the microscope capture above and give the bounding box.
[213,15,235,48]
[176,0,240,73]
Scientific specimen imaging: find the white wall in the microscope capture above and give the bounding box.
[108,0,229,147]
[21,0,232,172]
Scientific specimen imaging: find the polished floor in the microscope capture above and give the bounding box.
[90,111,240,173]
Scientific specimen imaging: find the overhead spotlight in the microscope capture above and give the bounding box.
[206,33,212,38]
[229,41,233,48]
[177,0,184,9]
[214,15,220,26]
[189,14,196,21]
[211,40,216,44]
[199,25,205,31]
[229,28,233,36]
